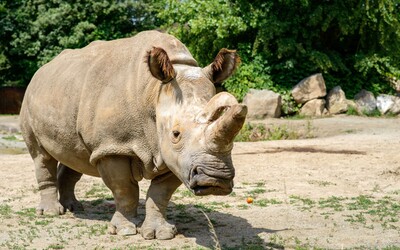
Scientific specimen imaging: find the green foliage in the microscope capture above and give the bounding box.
[161,0,400,98]
[1,0,400,99]
[0,0,163,87]
[223,55,274,101]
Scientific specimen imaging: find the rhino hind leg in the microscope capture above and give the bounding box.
[97,156,140,236]
[31,149,65,216]
[57,164,83,212]
[141,173,181,240]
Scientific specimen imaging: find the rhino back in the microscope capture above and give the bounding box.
[21,30,197,178]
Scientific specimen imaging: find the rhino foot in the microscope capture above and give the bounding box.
[109,211,139,236]
[140,219,177,240]
[36,200,65,216]
[59,197,84,212]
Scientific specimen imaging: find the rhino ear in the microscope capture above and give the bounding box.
[148,47,176,83]
[203,48,240,84]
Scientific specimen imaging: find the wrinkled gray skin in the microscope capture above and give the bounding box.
[20,30,247,240]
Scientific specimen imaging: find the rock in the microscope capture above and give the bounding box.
[376,94,395,114]
[326,86,348,114]
[299,99,326,116]
[291,73,327,104]
[390,97,400,115]
[243,89,282,119]
[354,89,377,114]
[346,100,359,115]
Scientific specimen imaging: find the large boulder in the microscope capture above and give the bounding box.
[243,89,282,119]
[376,94,396,114]
[299,99,326,117]
[354,89,377,114]
[326,86,348,114]
[291,73,327,104]
[390,97,400,115]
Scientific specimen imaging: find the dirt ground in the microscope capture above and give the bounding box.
[0,115,399,249]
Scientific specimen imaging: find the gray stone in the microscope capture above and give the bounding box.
[376,94,395,115]
[291,73,327,104]
[243,89,282,119]
[388,96,400,115]
[299,99,326,117]
[326,86,348,114]
[354,89,377,114]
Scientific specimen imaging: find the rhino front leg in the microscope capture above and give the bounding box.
[141,173,182,240]
[97,156,139,236]
[57,164,84,212]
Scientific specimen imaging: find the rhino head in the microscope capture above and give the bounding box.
[148,47,247,196]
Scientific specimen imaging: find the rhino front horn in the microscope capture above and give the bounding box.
[201,93,247,152]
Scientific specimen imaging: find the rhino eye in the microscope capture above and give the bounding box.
[171,130,181,144]
[172,130,181,138]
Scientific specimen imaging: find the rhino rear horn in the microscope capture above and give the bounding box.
[148,47,176,83]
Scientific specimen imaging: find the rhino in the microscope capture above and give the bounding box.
[20,30,247,239]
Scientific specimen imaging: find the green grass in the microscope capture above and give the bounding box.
[0,204,12,217]
[235,122,300,142]
[247,188,267,196]
[84,183,112,200]
[289,195,316,211]
[2,135,19,141]
[289,194,400,229]
[253,198,283,207]
[346,105,359,115]
[318,196,345,211]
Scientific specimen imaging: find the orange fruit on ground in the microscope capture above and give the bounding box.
[246,197,253,204]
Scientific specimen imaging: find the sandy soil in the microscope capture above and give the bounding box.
[0,115,399,249]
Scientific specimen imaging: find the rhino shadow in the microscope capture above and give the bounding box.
[73,199,287,249]
[167,202,287,249]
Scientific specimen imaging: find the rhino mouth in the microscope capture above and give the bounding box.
[189,166,234,196]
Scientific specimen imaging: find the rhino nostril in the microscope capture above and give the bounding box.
[190,167,198,179]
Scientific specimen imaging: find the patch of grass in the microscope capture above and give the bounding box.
[84,183,112,200]
[2,135,19,141]
[362,108,381,117]
[0,204,12,217]
[345,212,367,224]
[235,123,299,142]
[346,105,359,116]
[15,208,36,218]
[46,244,64,249]
[347,195,374,210]
[234,123,267,142]
[247,188,267,196]
[267,124,299,140]
[224,236,268,250]
[87,223,108,237]
[290,195,400,229]
[194,203,214,213]
[318,196,345,211]
[177,189,196,198]
[254,198,283,207]
[35,219,54,226]
[289,195,316,210]
[237,204,250,210]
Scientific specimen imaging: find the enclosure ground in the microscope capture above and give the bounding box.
[0,115,399,249]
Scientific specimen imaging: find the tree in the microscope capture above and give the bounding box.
[160,0,400,99]
[0,0,163,87]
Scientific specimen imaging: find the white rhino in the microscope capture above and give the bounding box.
[20,30,247,239]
